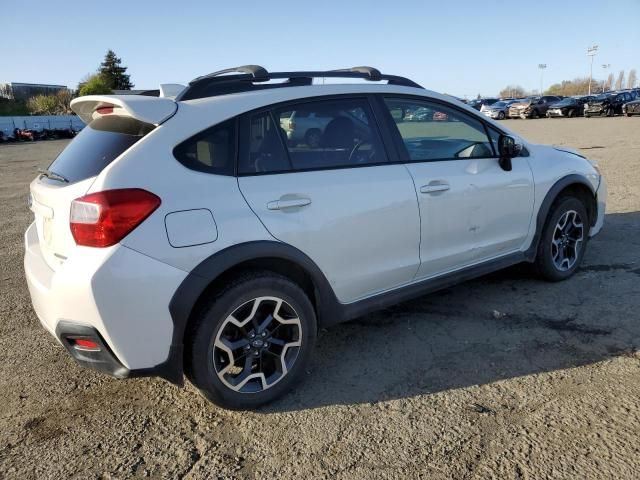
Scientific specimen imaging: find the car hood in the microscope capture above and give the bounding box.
[549,103,571,108]
[552,145,585,159]
[510,101,530,108]
[625,99,640,105]
[587,98,612,106]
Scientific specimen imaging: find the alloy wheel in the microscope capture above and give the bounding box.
[551,210,584,271]
[213,296,302,393]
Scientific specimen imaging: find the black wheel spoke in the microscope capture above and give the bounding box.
[551,210,584,272]
[213,296,303,393]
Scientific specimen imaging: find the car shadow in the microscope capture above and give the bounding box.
[263,211,640,412]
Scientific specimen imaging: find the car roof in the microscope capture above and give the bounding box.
[182,82,449,109]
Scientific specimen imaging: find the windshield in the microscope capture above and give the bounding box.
[594,94,611,101]
[555,98,574,106]
[492,101,507,108]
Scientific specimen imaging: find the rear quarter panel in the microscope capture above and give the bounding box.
[88,103,274,273]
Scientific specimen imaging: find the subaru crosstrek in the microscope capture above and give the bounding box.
[24,65,606,409]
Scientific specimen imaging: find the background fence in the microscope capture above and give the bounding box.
[0,115,85,137]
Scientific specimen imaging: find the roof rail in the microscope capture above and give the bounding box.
[176,65,423,101]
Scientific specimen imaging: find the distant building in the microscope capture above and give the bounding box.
[0,82,68,100]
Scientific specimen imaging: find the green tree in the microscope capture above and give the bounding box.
[27,95,59,115]
[99,50,134,90]
[499,85,527,98]
[27,90,74,115]
[545,77,599,96]
[78,74,112,96]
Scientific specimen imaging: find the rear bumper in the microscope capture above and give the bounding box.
[24,221,187,383]
[56,321,131,378]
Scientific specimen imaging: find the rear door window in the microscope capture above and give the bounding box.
[240,97,387,174]
[47,116,154,184]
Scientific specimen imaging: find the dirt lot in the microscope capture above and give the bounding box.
[1,117,639,479]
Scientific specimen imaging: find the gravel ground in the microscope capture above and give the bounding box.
[1,117,639,479]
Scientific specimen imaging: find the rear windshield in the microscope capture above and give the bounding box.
[47,116,154,184]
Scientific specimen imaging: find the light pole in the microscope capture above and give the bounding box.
[538,64,547,95]
[602,64,611,92]
[587,45,598,95]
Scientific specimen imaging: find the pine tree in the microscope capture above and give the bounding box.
[99,50,134,90]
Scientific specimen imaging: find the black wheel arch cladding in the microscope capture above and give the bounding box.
[524,173,597,261]
[168,241,341,382]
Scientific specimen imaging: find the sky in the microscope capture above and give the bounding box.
[2,0,639,98]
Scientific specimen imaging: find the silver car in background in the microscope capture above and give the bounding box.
[481,99,517,120]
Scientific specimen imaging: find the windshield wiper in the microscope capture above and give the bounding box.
[38,168,69,183]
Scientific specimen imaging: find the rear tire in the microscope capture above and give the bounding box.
[534,197,589,282]
[185,271,317,409]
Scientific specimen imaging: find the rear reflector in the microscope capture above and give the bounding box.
[70,189,161,247]
[72,338,100,350]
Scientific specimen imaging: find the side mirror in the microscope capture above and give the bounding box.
[497,134,522,171]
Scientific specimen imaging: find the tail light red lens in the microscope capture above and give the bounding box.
[70,189,161,247]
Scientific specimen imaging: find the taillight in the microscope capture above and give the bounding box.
[70,189,161,247]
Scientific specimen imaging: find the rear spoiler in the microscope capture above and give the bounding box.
[70,95,177,125]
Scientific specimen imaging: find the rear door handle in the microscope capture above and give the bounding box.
[420,183,450,194]
[267,197,312,210]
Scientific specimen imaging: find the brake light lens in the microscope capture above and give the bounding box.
[70,189,161,247]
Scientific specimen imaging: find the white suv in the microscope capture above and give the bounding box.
[24,66,606,409]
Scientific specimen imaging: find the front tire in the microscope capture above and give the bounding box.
[186,272,317,409]
[498,111,505,120]
[534,197,589,282]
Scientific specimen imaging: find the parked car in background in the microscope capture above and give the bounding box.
[509,96,562,119]
[481,99,517,120]
[622,98,640,116]
[405,106,449,121]
[584,92,634,117]
[279,107,371,148]
[546,96,594,118]
[468,98,499,111]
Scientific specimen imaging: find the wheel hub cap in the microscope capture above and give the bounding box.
[213,296,302,393]
[551,209,584,271]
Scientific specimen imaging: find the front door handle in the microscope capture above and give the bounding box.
[420,183,450,194]
[267,196,312,210]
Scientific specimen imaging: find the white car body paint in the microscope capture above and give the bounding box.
[24,80,606,372]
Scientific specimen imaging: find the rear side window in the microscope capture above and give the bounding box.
[47,116,154,184]
[173,119,236,175]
